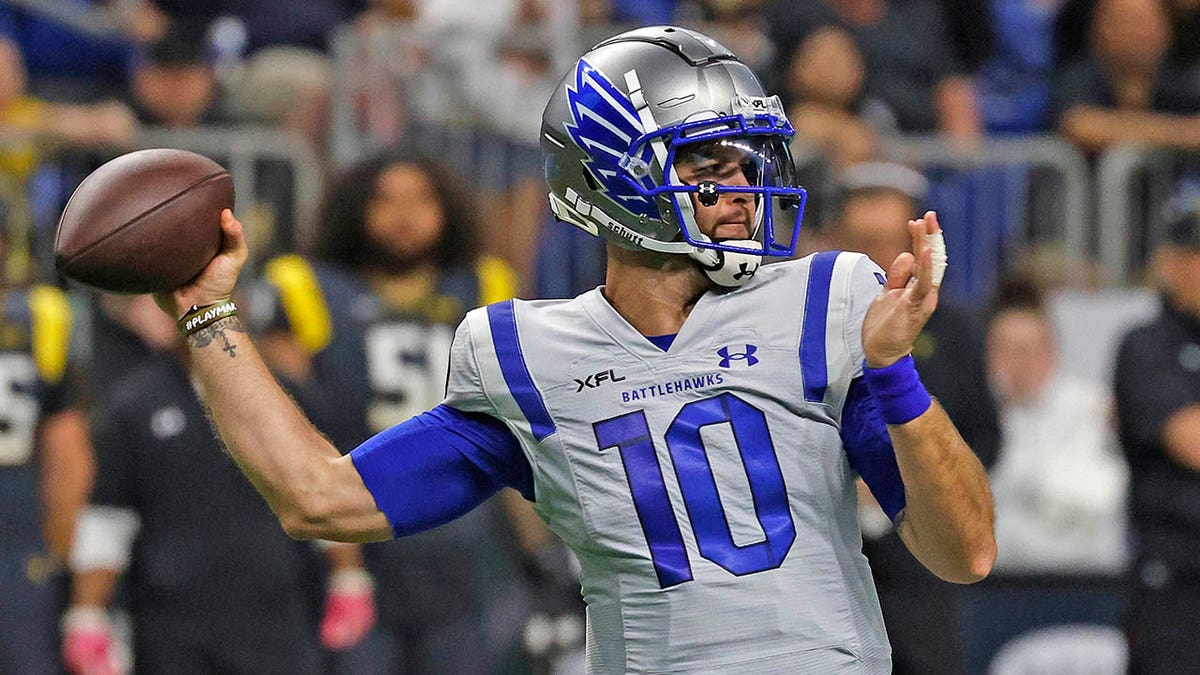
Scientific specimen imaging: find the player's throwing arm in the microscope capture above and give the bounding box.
[157,210,394,542]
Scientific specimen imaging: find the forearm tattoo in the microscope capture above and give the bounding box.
[188,316,247,357]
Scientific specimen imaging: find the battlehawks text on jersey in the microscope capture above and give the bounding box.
[444,251,893,674]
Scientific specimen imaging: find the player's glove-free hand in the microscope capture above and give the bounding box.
[320,568,377,650]
[62,605,125,675]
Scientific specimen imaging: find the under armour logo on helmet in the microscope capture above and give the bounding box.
[717,345,759,368]
[697,181,719,207]
[732,262,757,281]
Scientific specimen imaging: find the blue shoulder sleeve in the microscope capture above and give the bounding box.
[841,377,906,520]
[350,404,533,537]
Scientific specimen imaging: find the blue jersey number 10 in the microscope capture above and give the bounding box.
[593,392,796,588]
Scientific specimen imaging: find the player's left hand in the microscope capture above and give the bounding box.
[861,211,943,368]
[319,568,377,651]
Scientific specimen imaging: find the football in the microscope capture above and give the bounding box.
[55,148,234,294]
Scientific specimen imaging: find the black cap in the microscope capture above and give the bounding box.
[1163,194,1200,250]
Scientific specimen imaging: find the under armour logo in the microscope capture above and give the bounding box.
[717,345,759,368]
[733,262,757,281]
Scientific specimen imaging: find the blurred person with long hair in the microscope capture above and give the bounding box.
[253,148,540,674]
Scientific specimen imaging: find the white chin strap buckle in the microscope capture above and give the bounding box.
[690,239,763,288]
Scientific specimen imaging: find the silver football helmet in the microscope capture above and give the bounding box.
[541,25,808,286]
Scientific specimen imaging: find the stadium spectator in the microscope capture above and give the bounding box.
[812,161,1000,675]
[782,25,878,169]
[1114,193,1200,674]
[691,0,775,76]
[253,149,537,674]
[137,1,359,144]
[150,0,361,54]
[64,293,375,675]
[0,4,137,263]
[0,96,134,156]
[127,25,225,128]
[974,0,1065,133]
[765,0,983,141]
[985,277,1128,575]
[1055,0,1200,153]
[0,229,93,675]
[342,0,570,286]
[0,20,135,163]
[0,0,165,101]
[346,0,569,138]
[936,0,993,77]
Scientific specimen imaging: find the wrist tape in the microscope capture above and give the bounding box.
[862,354,932,424]
[178,299,237,336]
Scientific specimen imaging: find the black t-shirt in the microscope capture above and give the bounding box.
[1114,298,1200,575]
[90,354,309,613]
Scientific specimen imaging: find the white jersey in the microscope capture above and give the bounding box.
[444,251,891,674]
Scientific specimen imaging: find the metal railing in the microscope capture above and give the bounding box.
[1095,145,1197,284]
[0,127,323,282]
[7,88,1187,297]
[880,135,1092,288]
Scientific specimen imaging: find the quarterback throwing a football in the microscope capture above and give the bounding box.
[158,26,995,674]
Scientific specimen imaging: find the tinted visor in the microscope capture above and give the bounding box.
[672,137,797,192]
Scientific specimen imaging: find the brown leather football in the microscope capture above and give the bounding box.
[55,148,234,294]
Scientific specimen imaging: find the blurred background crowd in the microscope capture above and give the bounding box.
[2,0,1200,673]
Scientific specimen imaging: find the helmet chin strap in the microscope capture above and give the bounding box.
[688,239,763,288]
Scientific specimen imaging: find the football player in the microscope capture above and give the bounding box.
[252,150,535,673]
[0,221,93,674]
[157,26,996,674]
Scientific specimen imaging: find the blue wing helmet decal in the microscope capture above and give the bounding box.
[564,58,660,220]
